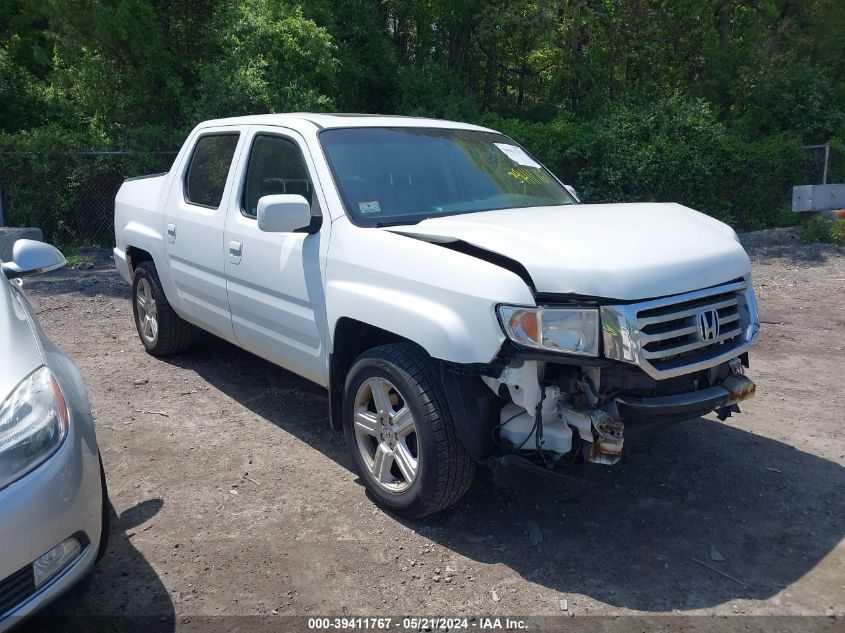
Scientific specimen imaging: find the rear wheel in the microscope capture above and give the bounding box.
[343,343,475,518]
[132,262,193,356]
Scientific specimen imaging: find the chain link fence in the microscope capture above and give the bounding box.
[803,143,845,186]
[0,151,177,247]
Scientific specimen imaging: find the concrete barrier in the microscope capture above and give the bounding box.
[0,227,43,262]
[793,184,845,213]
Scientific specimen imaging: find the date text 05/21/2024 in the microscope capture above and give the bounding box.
[306,617,529,630]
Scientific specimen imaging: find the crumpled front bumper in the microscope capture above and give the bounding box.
[616,373,756,424]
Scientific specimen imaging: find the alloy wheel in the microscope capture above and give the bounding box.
[353,377,419,493]
[135,277,159,345]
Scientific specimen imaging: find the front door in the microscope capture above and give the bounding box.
[223,127,329,386]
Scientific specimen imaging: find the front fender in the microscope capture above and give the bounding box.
[325,219,535,364]
[327,279,505,363]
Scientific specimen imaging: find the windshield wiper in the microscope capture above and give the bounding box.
[374,218,425,228]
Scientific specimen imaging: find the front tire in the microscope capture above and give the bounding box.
[132,261,193,356]
[343,343,476,518]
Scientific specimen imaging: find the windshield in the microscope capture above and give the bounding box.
[319,127,575,226]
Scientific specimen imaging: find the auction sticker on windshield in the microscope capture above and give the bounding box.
[358,200,382,214]
[494,143,541,168]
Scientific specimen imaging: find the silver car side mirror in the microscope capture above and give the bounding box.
[1,239,66,279]
[257,194,313,233]
[564,184,581,203]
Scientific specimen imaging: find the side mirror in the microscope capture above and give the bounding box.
[257,194,314,233]
[1,239,66,279]
[563,184,581,203]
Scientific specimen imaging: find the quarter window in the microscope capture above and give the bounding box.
[243,135,313,217]
[184,133,240,208]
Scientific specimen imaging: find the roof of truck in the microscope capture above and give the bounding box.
[198,113,496,133]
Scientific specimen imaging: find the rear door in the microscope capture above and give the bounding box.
[163,127,246,341]
[223,126,329,386]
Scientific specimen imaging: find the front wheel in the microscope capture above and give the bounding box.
[343,343,476,518]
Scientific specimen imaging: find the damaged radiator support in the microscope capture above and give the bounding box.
[495,373,627,466]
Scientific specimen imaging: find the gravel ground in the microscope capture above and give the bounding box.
[16,227,845,629]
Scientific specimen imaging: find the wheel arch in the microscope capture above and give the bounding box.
[122,240,188,322]
[329,318,418,431]
[125,245,154,273]
[329,317,501,461]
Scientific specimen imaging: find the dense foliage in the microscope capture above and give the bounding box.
[1,0,844,241]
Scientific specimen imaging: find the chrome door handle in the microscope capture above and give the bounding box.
[229,240,243,264]
[167,223,176,243]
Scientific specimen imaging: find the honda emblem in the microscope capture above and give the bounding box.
[698,309,720,341]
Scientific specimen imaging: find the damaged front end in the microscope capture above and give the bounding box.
[477,279,760,470]
[483,355,756,469]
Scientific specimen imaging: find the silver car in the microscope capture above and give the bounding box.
[0,240,108,630]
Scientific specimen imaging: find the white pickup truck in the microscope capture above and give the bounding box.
[114,113,759,517]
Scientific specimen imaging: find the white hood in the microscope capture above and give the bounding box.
[385,202,751,300]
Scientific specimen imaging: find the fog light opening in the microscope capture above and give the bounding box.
[33,537,82,587]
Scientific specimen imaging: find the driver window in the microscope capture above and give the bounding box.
[242,134,313,217]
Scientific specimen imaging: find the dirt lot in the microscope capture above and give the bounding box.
[17,227,845,628]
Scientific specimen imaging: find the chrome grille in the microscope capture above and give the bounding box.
[638,288,744,367]
[600,280,759,379]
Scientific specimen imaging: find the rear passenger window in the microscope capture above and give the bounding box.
[185,133,240,208]
[243,135,313,217]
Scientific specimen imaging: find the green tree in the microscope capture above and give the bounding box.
[191,1,338,121]
[1,0,844,237]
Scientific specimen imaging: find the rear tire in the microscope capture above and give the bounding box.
[343,343,475,518]
[132,261,193,356]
